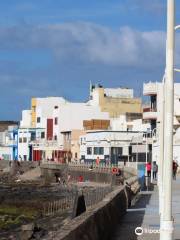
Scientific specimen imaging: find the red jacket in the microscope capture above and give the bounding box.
[146,163,151,171]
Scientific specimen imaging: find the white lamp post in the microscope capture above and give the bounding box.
[160,0,175,239]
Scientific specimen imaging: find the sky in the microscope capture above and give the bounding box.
[1,0,180,120]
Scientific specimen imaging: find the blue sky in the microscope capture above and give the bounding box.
[1,0,180,120]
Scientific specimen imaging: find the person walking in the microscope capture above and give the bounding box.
[96,156,100,165]
[152,161,158,180]
[173,160,178,180]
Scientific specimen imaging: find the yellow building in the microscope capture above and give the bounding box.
[90,85,142,118]
[31,98,37,128]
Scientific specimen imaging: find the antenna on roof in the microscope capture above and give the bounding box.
[89,80,92,99]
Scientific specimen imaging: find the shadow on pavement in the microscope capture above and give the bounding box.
[110,184,154,240]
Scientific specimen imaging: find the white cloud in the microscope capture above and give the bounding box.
[41,22,166,67]
[0,21,178,69]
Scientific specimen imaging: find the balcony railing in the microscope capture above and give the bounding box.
[143,82,158,96]
[30,139,59,147]
[143,111,157,120]
[143,107,157,112]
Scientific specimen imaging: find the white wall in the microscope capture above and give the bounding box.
[0,132,6,145]
[59,103,109,132]
[110,116,151,132]
[132,119,151,132]
[145,82,180,122]
[20,110,32,127]
[80,131,142,160]
[18,129,31,160]
[0,146,12,160]
[52,102,110,146]
[110,115,127,131]
[104,88,133,98]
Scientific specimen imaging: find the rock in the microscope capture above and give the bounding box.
[20,230,33,240]
[21,223,34,231]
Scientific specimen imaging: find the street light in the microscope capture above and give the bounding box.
[160,0,175,239]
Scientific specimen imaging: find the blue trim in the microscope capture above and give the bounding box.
[17,129,18,161]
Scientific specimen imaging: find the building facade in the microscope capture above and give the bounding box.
[89,85,142,118]
[143,82,180,165]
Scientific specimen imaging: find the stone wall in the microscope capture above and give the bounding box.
[41,164,116,184]
[42,177,140,240]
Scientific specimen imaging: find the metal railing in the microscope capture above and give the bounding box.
[43,195,74,216]
[42,186,113,217]
[83,186,113,207]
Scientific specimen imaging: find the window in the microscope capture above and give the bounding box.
[87,147,92,155]
[37,117,41,123]
[54,135,57,140]
[19,138,22,143]
[75,152,78,158]
[41,132,45,139]
[31,132,36,141]
[99,147,104,155]
[94,147,98,155]
[24,155,27,161]
[94,147,104,155]
[55,117,58,125]
[23,137,27,143]
[54,106,59,109]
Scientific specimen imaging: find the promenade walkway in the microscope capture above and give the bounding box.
[111,175,180,240]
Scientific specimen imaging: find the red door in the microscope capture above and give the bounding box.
[47,119,53,140]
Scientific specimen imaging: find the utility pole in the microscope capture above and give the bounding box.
[159,75,165,215]
[160,0,175,239]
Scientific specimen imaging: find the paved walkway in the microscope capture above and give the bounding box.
[111,175,180,240]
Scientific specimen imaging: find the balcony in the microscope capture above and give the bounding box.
[30,139,59,147]
[7,140,17,146]
[143,82,157,96]
[143,110,157,120]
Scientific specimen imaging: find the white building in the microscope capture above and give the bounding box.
[0,125,18,160]
[143,82,180,165]
[79,130,151,164]
[110,115,150,132]
[79,117,151,164]
[19,96,110,161]
[18,127,45,161]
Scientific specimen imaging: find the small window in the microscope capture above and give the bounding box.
[87,147,92,155]
[37,117,41,123]
[24,155,27,161]
[99,147,104,155]
[31,132,36,141]
[41,132,45,139]
[19,138,22,143]
[54,106,59,109]
[54,135,57,140]
[55,117,58,125]
[94,147,98,155]
[75,152,78,158]
[94,147,104,155]
[23,137,27,143]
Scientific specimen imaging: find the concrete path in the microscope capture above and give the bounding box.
[111,175,180,240]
